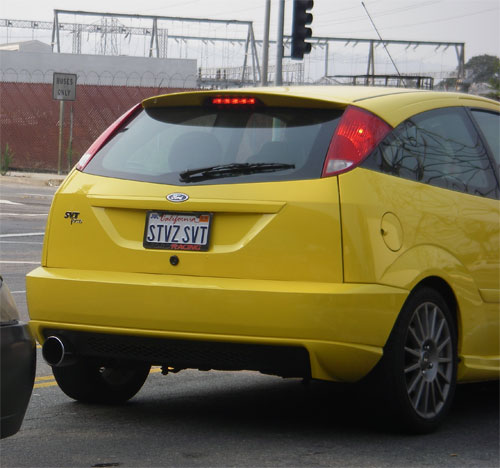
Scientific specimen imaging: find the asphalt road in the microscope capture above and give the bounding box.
[0,177,499,468]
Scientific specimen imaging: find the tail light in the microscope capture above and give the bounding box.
[322,106,392,177]
[76,103,142,171]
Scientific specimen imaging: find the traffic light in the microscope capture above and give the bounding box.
[291,0,313,60]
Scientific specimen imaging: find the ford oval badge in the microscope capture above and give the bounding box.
[167,192,189,203]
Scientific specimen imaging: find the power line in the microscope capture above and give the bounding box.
[313,0,441,25]
[343,6,499,35]
[361,2,403,78]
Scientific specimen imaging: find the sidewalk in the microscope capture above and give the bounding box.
[1,170,67,187]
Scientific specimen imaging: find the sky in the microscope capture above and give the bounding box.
[0,0,499,81]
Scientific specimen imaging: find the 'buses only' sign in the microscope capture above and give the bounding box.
[52,73,77,101]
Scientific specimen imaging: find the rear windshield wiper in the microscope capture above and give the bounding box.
[179,162,295,182]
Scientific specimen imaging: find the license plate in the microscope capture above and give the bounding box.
[143,211,212,251]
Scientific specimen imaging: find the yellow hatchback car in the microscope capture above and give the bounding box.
[27,86,499,433]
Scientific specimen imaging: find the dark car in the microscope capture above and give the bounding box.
[0,275,36,439]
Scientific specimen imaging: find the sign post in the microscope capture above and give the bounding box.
[52,73,77,174]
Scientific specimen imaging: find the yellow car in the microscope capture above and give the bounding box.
[27,86,499,433]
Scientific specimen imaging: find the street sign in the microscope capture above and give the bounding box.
[52,72,77,101]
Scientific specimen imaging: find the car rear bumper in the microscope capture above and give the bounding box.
[0,322,36,439]
[27,266,408,382]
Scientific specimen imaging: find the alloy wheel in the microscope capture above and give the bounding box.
[403,301,454,419]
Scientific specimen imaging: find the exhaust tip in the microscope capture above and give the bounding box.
[42,336,74,367]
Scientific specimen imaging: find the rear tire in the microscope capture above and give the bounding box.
[375,287,457,433]
[52,360,150,404]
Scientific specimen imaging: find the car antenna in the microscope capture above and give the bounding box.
[361,1,407,86]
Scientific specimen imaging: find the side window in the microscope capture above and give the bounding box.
[470,109,500,168]
[363,107,498,198]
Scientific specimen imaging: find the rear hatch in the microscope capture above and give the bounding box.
[43,91,348,284]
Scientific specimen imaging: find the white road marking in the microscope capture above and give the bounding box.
[0,241,43,244]
[20,193,53,197]
[0,261,40,264]
[0,199,24,205]
[0,232,45,238]
[0,213,47,217]
[11,290,26,294]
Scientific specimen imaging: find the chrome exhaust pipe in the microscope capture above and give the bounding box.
[42,336,76,367]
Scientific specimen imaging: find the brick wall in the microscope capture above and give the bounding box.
[0,82,190,172]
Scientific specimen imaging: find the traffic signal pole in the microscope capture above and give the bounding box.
[261,0,271,86]
[275,0,285,86]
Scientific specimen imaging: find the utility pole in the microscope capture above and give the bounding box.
[261,0,271,86]
[275,0,285,86]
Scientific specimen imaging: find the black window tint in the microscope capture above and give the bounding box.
[470,109,500,168]
[363,107,498,198]
[84,107,342,185]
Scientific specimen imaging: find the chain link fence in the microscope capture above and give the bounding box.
[0,70,195,172]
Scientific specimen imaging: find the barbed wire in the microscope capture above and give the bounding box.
[0,68,199,88]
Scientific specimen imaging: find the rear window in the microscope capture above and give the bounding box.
[83,106,342,185]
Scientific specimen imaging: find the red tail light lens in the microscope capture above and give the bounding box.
[322,106,392,177]
[210,96,258,106]
[76,103,142,171]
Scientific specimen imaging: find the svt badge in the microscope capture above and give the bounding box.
[64,211,82,224]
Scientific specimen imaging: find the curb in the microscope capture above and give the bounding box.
[1,172,66,187]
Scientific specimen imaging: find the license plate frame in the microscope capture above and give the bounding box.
[143,211,212,251]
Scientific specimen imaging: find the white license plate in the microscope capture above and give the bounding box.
[143,211,212,251]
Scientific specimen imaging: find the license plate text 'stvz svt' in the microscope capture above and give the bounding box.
[144,211,212,251]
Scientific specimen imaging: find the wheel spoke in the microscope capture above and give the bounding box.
[437,368,450,384]
[415,310,427,341]
[430,379,438,413]
[407,370,423,394]
[429,306,438,341]
[405,361,421,373]
[433,317,445,344]
[413,377,426,410]
[409,324,423,346]
[438,336,451,352]
[434,376,445,402]
[423,382,431,415]
[424,304,431,339]
[438,357,452,364]
[405,346,420,358]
